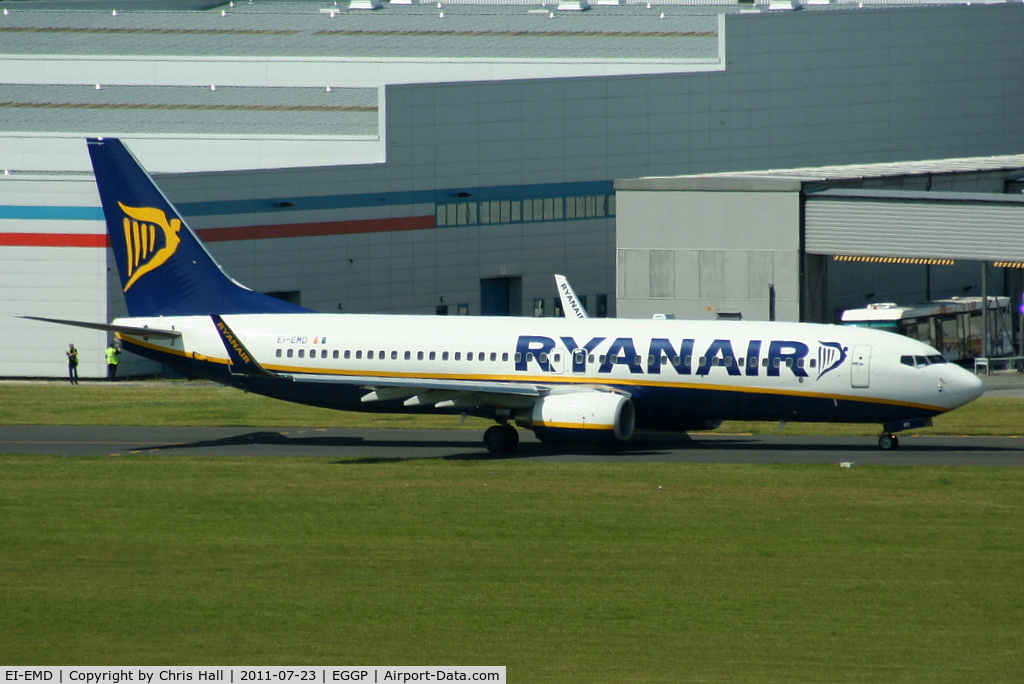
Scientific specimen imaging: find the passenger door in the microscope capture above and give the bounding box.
[851,344,871,389]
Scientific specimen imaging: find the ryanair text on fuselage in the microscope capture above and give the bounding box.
[516,335,848,379]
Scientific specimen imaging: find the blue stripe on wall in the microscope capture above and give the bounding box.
[0,206,105,221]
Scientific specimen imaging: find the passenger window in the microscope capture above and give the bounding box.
[429,351,436,361]
[275,349,282,358]
[468,352,474,361]
[442,351,449,361]
[502,352,509,362]
[356,350,362,359]
[287,349,294,358]
[298,349,305,359]
[455,352,462,361]
[490,352,497,361]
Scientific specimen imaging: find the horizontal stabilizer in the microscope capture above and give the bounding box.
[17,315,182,338]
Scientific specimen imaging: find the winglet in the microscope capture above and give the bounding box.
[211,315,278,377]
[554,274,589,319]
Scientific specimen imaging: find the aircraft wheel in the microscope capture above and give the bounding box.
[484,424,519,453]
[878,434,899,451]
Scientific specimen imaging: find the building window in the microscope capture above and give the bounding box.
[436,194,613,228]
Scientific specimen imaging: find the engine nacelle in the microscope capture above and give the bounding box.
[515,391,635,443]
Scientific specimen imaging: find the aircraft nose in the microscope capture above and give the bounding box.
[943,366,985,407]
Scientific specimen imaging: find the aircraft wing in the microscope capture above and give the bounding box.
[16,315,182,338]
[299,373,546,410]
[209,315,547,409]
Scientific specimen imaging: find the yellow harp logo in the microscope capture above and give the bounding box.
[118,202,182,292]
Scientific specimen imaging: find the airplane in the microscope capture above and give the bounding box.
[23,138,986,453]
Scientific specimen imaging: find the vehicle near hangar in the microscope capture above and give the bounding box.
[841,297,1012,363]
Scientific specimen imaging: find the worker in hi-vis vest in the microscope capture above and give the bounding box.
[105,340,122,381]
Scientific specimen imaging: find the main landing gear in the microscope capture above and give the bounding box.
[484,423,519,453]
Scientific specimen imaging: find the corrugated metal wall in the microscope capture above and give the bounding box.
[804,190,1024,261]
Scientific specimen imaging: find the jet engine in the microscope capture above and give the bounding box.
[515,391,635,444]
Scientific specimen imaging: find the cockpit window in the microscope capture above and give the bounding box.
[901,354,948,368]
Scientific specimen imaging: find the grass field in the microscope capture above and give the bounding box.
[2,381,1023,680]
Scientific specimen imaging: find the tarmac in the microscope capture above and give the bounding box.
[1,370,1022,463]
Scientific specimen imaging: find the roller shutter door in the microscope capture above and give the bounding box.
[804,191,1024,262]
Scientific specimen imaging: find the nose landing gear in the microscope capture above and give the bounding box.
[878,433,899,451]
[878,417,933,450]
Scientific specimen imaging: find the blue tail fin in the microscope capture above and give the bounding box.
[87,138,311,317]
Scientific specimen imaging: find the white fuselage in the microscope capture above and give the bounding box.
[115,312,985,428]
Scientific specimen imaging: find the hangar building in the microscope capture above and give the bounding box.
[1,0,1023,378]
[616,156,1024,323]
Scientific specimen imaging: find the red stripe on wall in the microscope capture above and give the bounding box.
[0,215,435,248]
[197,215,436,242]
[0,233,108,248]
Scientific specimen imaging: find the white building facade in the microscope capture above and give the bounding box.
[1,1,1022,377]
